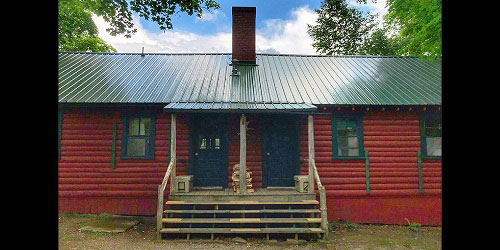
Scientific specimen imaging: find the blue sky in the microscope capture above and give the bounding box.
[93,0,387,54]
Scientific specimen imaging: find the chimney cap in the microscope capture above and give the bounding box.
[232,6,256,12]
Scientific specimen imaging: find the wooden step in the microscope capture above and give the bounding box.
[162,218,322,223]
[160,227,325,234]
[164,209,321,214]
[166,200,319,205]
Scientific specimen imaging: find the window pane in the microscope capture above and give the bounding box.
[338,136,348,147]
[140,118,151,135]
[347,128,357,136]
[129,118,140,135]
[426,137,441,156]
[127,138,146,156]
[339,148,348,156]
[214,138,220,149]
[338,129,348,136]
[348,148,359,156]
[337,119,346,129]
[348,136,358,148]
[200,137,207,149]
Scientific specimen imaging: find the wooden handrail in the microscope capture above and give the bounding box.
[157,158,175,240]
[311,159,328,239]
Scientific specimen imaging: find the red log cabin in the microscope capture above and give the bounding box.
[58,7,441,239]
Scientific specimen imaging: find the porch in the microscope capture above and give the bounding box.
[157,105,328,239]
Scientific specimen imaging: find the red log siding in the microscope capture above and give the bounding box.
[59,109,190,215]
[299,113,441,225]
[59,109,441,225]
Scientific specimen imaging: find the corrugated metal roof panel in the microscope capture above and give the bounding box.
[59,52,441,105]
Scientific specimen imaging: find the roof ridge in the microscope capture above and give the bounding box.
[57,51,421,59]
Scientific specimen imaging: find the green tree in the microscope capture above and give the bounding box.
[360,27,401,56]
[59,0,220,52]
[59,0,117,52]
[307,0,377,55]
[385,0,442,59]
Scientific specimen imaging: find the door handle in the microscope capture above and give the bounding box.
[266,152,270,156]
[195,152,198,156]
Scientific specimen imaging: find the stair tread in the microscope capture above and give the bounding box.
[166,200,318,205]
[164,209,321,214]
[160,227,325,233]
[162,218,322,223]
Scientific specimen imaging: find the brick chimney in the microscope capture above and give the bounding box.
[232,7,256,63]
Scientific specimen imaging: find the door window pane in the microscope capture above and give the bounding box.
[214,138,220,149]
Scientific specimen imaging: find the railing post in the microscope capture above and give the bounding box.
[365,150,370,193]
[418,150,423,193]
[239,114,247,194]
[308,115,315,194]
[170,114,177,194]
[156,185,164,240]
[319,186,328,239]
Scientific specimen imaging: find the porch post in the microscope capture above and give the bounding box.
[169,114,177,194]
[239,114,247,194]
[308,115,315,194]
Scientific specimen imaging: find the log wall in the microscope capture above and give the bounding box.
[58,108,441,225]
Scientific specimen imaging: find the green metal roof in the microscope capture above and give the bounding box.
[58,52,441,106]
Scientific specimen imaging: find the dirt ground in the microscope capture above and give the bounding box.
[58,213,441,250]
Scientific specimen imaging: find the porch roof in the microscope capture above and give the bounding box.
[163,102,317,113]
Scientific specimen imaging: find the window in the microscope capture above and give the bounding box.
[122,114,156,159]
[420,114,442,157]
[332,114,365,159]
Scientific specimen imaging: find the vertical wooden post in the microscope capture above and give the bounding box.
[170,114,177,194]
[239,114,247,194]
[156,185,164,240]
[308,115,315,194]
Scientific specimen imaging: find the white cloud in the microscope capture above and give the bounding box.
[93,6,320,55]
[256,6,318,55]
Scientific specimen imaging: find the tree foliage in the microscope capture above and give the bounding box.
[308,0,441,59]
[307,0,377,55]
[59,0,117,52]
[360,27,400,56]
[385,0,441,59]
[58,0,220,52]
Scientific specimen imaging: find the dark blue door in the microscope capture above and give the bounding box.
[261,115,300,187]
[189,115,229,188]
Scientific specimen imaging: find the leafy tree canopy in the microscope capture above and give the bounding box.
[385,0,441,59]
[308,0,441,60]
[59,0,117,52]
[59,0,220,52]
[307,0,377,55]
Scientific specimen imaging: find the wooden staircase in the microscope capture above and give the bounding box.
[158,200,326,240]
